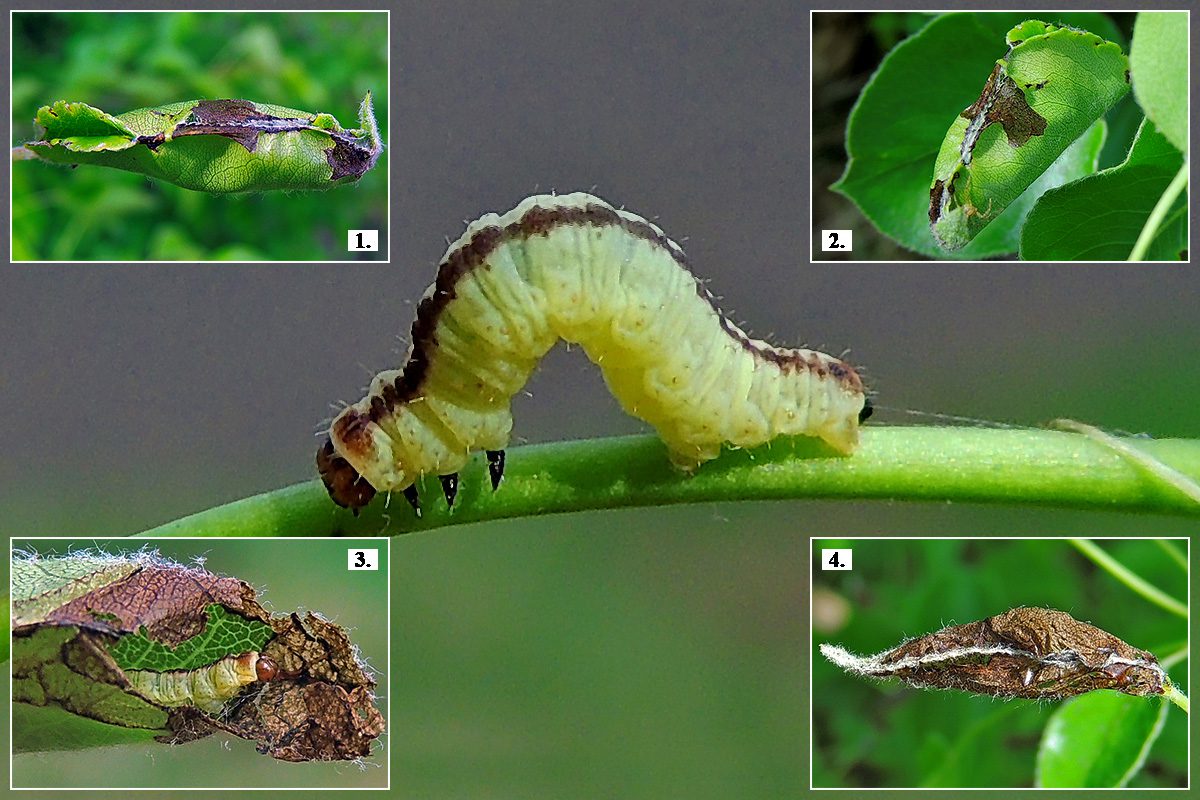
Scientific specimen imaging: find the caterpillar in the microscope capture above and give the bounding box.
[124,652,279,715]
[318,192,870,512]
[821,607,1167,700]
[22,91,381,192]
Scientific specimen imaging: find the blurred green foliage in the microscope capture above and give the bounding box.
[812,538,1187,789]
[11,11,387,261]
[865,11,935,50]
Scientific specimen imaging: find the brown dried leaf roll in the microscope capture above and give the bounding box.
[821,607,1167,700]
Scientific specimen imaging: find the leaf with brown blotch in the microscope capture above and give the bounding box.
[959,63,1047,149]
[929,20,1131,251]
[821,607,1168,700]
[11,549,384,762]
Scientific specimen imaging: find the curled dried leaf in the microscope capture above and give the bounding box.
[821,607,1167,700]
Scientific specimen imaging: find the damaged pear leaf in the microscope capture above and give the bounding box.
[20,91,381,193]
[930,21,1130,251]
[821,607,1170,700]
[11,549,384,762]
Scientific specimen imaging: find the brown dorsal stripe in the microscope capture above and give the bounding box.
[376,200,861,424]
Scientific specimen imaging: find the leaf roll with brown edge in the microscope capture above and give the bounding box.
[21,91,381,193]
[929,21,1130,250]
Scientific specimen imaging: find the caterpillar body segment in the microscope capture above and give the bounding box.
[319,193,869,510]
[124,652,277,715]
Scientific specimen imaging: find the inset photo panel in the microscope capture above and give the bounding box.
[10,537,390,790]
[10,10,388,263]
[810,537,1188,790]
[811,10,1189,262]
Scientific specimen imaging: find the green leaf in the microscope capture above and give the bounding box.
[12,703,164,753]
[1130,12,1187,154]
[833,12,1123,259]
[23,91,381,193]
[108,603,274,671]
[12,625,171,752]
[1036,692,1168,787]
[1021,119,1185,260]
[929,21,1130,251]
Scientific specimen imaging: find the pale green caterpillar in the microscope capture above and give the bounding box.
[124,651,279,715]
[21,91,381,193]
[318,192,870,512]
[929,21,1129,250]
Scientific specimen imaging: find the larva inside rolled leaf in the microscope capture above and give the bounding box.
[318,192,870,512]
[125,652,279,715]
[22,91,381,193]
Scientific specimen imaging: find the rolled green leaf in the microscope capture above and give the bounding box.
[930,21,1129,251]
[22,91,381,193]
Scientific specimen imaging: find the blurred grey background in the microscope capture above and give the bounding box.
[2,3,1197,798]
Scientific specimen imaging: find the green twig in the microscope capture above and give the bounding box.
[1128,160,1188,261]
[1160,646,1188,671]
[1068,539,1188,618]
[1054,419,1200,503]
[1164,682,1189,714]
[137,427,1200,538]
[1154,539,1189,572]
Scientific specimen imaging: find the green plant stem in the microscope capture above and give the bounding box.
[1154,539,1189,572]
[1128,160,1188,261]
[137,427,1200,538]
[1068,539,1188,618]
[1160,646,1188,671]
[1164,682,1189,714]
[1055,419,1200,502]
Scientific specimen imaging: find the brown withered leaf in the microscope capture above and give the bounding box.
[199,680,384,762]
[32,560,263,645]
[190,611,384,761]
[821,607,1166,700]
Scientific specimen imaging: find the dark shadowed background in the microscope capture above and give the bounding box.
[2,3,1197,798]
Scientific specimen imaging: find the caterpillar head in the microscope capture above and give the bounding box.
[317,436,378,510]
[254,654,280,682]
